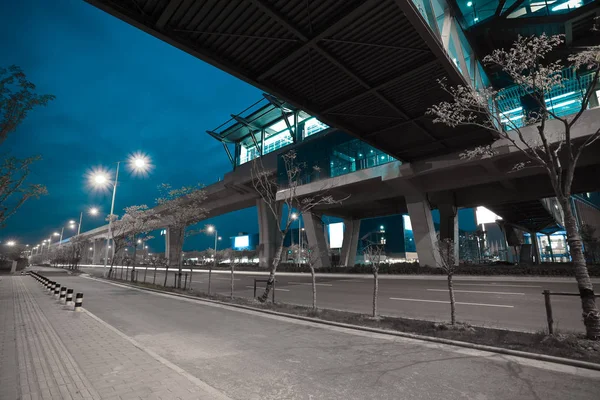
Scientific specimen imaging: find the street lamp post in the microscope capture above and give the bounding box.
[70,207,99,236]
[102,160,120,278]
[91,154,150,278]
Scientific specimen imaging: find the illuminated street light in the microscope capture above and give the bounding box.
[291,213,298,220]
[72,207,101,236]
[205,225,220,269]
[90,152,152,277]
[6,240,16,246]
[53,232,60,236]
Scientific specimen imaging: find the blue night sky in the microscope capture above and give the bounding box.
[0,0,477,253]
[0,0,263,252]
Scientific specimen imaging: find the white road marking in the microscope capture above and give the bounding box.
[245,285,290,292]
[287,282,333,287]
[389,297,514,308]
[454,283,541,288]
[427,289,525,295]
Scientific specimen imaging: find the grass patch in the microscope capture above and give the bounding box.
[106,277,600,365]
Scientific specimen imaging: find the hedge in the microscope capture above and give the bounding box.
[204,261,600,277]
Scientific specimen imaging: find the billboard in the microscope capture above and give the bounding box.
[475,206,502,225]
[328,222,344,249]
[233,235,249,249]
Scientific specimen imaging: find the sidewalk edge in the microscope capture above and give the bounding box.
[81,308,232,400]
[82,276,600,373]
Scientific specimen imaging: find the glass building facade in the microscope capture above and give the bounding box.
[496,69,599,131]
[277,131,398,187]
[456,0,596,27]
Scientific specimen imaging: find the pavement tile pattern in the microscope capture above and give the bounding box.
[2,275,224,400]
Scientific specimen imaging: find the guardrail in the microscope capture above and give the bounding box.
[542,289,600,335]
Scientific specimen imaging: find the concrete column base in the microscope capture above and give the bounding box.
[438,203,459,266]
[92,239,103,265]
[406,196,441,268]
[165,227,184,267]
[341,219,360,267]
[302,212,331,269]
[257,199,282,269]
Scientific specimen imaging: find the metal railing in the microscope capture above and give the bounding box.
[542,289,600,335]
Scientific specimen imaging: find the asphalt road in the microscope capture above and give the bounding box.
[28,271,600,399]
[76,265,592,333]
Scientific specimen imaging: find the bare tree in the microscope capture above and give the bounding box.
[428,34,600,339]
[0,66,53,227]
[205,247,226,295]
[436,238,457,325]
[363,242,384,318]
[150,255,167,285]
[222,248,239,299]
[156,183,207,288]
[251,150,341,302]
[106,214,129,279]
[67,236,89,270]
[120,205,159,282]
[297,244,323,311]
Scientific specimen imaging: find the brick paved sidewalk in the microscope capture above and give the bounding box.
[1,275,231,400]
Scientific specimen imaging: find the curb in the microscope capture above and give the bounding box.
[82,276,600,372]
[72,265,600,283]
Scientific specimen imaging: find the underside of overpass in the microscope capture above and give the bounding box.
[86,0,494,161]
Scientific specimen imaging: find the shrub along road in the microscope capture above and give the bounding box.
[31,273,600,400]
[78,265,596,333]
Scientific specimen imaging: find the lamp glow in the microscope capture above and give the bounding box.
[6,240,16,246]
[89,207,99,215]
[128,152,152,175]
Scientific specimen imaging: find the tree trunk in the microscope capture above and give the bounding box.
[131,240,138,282]
[372,267,379,318]
[177,229,185,289]
[208,264,213,295]
[144,265,148,283]
[163,266,169,287]
[189,267,193,291]
[448,272,456,325]
[310,265,317,310]
[258,240,285,302]
[230,263,234,300]
[560,198,600,339]
[153,265,157,285]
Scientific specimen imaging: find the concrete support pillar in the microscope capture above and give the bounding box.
[340,219,360,267]
[165,227,184,267]
[438,203,459,266]
[257,199,281,269]
[302,212,331,269]
[406,196,441,268]
[92,239,103,265]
